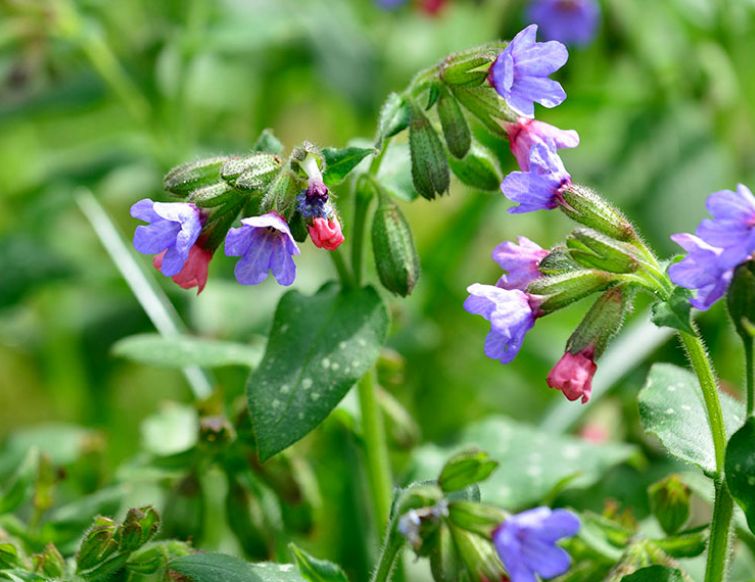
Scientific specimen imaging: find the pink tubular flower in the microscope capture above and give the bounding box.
[154,244,213,294]
[506,118,579,172]
[547,349,596,403]
[308,216,345,251]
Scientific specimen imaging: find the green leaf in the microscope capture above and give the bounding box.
[410,416,635,509]
[620,565,684,581]
[376,92,411,147]
[113,334,264,369]
[725,416,755,534]
[0,448,38,514]
[171,553,304,582]
[253,129,284,155]
[438,449,498,493]
[322,146,376,186]
[651,525,708,558]
[651,287,694,334]
[288,544,348,582]
[638,364,744,474]
[249,284,389,460]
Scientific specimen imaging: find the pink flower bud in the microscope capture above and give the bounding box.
[506,118,579,171]
[546,349,596,403]
[308,216,345,251]
[153,244,212,294]
[580,423,609,444]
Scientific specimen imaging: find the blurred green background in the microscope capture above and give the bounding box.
[1,0,755,578]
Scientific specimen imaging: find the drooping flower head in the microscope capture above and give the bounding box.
[493,507,580,582]
[464,284,541,364]
[131,199,203,277]
[501,143,571,214]
[695,184,755,270]
[489,24,568,117]
[296,154,345,251]
[154,244,213,294]
[527,0,601,47]
[225,212,300,286]
[547,348,597,404]
[309,217,345,251]
[505,118,579,172]
[669,233,733,311]
[493,236,548,291]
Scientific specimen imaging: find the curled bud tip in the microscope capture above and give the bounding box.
[309,217,345,251]
[547,350,596,403]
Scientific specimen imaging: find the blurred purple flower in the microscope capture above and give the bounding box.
[493,507,580,582]
[501,143,571,214]
[695,184,755,270]
[669,233,733,310]
[527,0,601,47]
[506,118,579,171]
[225,212,300,286]
[464,284,540,364]
[489,24,568,117]
[493,236,548,291]
[131,199,202,276]
[376,0,407,10]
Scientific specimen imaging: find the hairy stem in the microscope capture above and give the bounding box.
[370,517,404,582]
[678,329,732,582]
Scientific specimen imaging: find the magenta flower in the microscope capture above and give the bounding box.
[131,199,202,276]
[527,0,601,47]
[501,143,571,214]
[669,233,733,310]
[154,244,213,294]
[547,349,597,403]
[489,24,568,117]
[493,507,580,582]
[493,236,548,291]
[464,284,540,364]
[506,118,579,171]
[695,184,755,270]
[225,212,300,286]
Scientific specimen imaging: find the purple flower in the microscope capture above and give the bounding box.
[527,0,601,47]
[131,199,202,276]
[669,233,733,311]
[464,284,540,364]
[506,118,579,171]
[489,24,568,117]
[493,507,580,582]
[501,143,571,214]
[225,212,300,286]
[493,236,548,290]
[376,0,407,9]
[695,184,755,270]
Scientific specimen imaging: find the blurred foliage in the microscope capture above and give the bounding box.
[2,0,755,580]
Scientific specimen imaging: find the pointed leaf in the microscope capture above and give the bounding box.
[171,553,304,582]
[322,146,376,186]
[249,284,388,460]
[289,544,348,582]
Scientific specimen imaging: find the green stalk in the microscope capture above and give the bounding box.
[370,516,404,582]
[329,249,354,288]
[678,329,733,582]
[745,337,754,417]
[357,369,394,537]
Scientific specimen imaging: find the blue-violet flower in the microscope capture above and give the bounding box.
[225,212,300,286]
[493,507,580,582]
[695,184,755,270]
[493,236,548,291]
[501,143,572,214]
[527,0,601,47]
[464,284,541,364]
[489,24,568,117]
[669,234,733,311]
[131,199,203,276]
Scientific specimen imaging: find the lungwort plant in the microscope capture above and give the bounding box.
[1,20,754,582]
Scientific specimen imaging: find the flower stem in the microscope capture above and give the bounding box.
[745,336,754,417]
[357,369,394,539]
[329,248,354,288]
[370,515,404,582]
[678,329,733,582]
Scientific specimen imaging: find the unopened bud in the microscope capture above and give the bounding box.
[115,506,160,552]
[199,415,236,448]
[437,87,471,159]
[33,543,65,578]
[440,47,501,87]
[648,475,691,535]
[528,270,615,313]
[447,501,506,538]
[451,85,516,136]
[447,142,502,191]
[126,540,192,575]
[164,157,228,197]
[76,516,119,573]
[222,153,282,192]
[539,245,581,276]
[438,450,498,493]
[429,523,461,582]
[188,182,237,208]
[372,190,421,296]
[561,185,636,242]
[449,524,507,581]
[567,286,632,357]
[409,103,450,200]
[727,261,755,341]
[567,228,640,274]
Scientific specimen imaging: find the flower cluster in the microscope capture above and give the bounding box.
[669,184,755,310]
[130,150,344,294]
